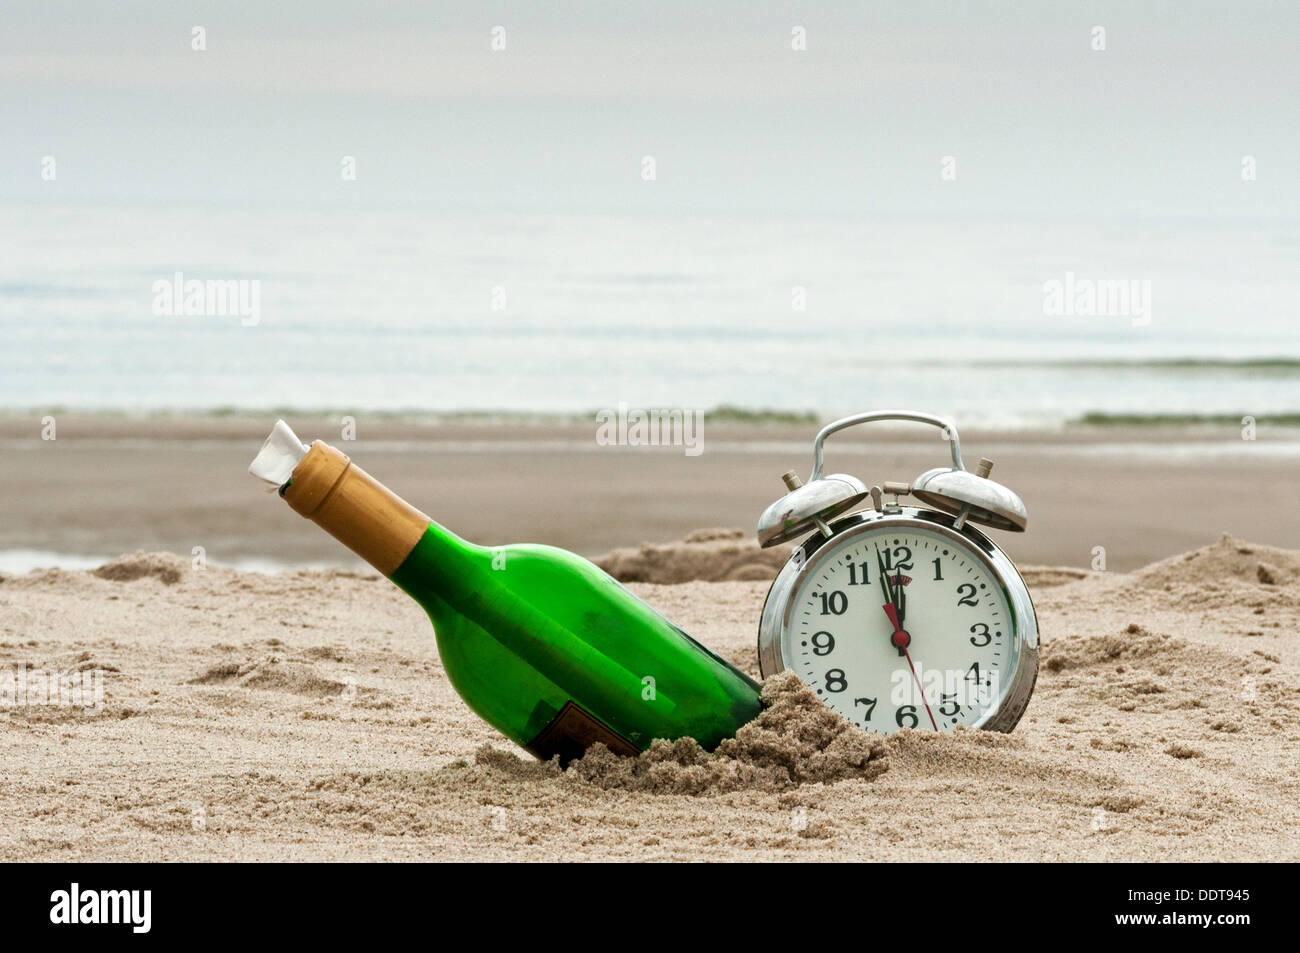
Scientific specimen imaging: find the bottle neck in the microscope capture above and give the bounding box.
[282,440,432,578]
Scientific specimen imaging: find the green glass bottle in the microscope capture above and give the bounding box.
[250,423,762,765]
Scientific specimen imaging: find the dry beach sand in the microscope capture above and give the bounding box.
[0,531,1296,862]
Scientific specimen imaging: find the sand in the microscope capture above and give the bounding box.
[0,531,1296,862]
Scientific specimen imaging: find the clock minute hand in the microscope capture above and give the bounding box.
[875,549,895,607]
[877,547,907,632]
[895,572,906,628]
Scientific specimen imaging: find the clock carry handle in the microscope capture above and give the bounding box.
[810,410,964,480]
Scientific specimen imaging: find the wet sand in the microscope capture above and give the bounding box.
[1,413,1296,572]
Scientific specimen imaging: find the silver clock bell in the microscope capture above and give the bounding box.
[757,410,1028,546]
[756,410,1039,735]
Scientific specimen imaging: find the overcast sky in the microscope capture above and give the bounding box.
[2,1,1296,218]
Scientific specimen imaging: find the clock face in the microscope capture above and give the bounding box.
[785,523,1018,733]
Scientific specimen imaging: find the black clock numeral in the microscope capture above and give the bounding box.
[818,591,848,615]
[932,557,944,581]
[854,697,877,719]
[969,622,991,647]
[846,562,871,586]
[956,583,979,607]
[938,692,959,717]
[966,661,982,685]
[895,705,918,729]
[883,546,914,572]
[810,630,835,656]
[824,669,847,693]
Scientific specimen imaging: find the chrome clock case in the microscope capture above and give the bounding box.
[755,410,1039,733]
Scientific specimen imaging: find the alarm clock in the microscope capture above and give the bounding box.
[756,410,1039,733]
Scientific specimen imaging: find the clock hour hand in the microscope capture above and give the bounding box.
[881,602,910,651]
[875,548,910,653]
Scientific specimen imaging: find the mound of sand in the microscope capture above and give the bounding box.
[1135,533,1299,590]
[92,551,186,586]
[190,657,348,697]
[553,671,886,794]
[1017,566,1092,588]
[595,527,792,583]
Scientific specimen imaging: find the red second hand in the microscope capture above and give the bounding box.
[900,645,939,731]
[882,603,938,730]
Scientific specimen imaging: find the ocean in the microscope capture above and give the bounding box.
[2,203,1298,428]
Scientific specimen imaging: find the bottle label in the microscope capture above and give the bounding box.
[525,701,640,766]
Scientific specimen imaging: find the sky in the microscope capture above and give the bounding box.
[1,1,1297,219]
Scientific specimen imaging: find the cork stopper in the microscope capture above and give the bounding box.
[280,439,431,577]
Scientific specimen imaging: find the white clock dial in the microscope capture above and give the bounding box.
[785,525,1018,733]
